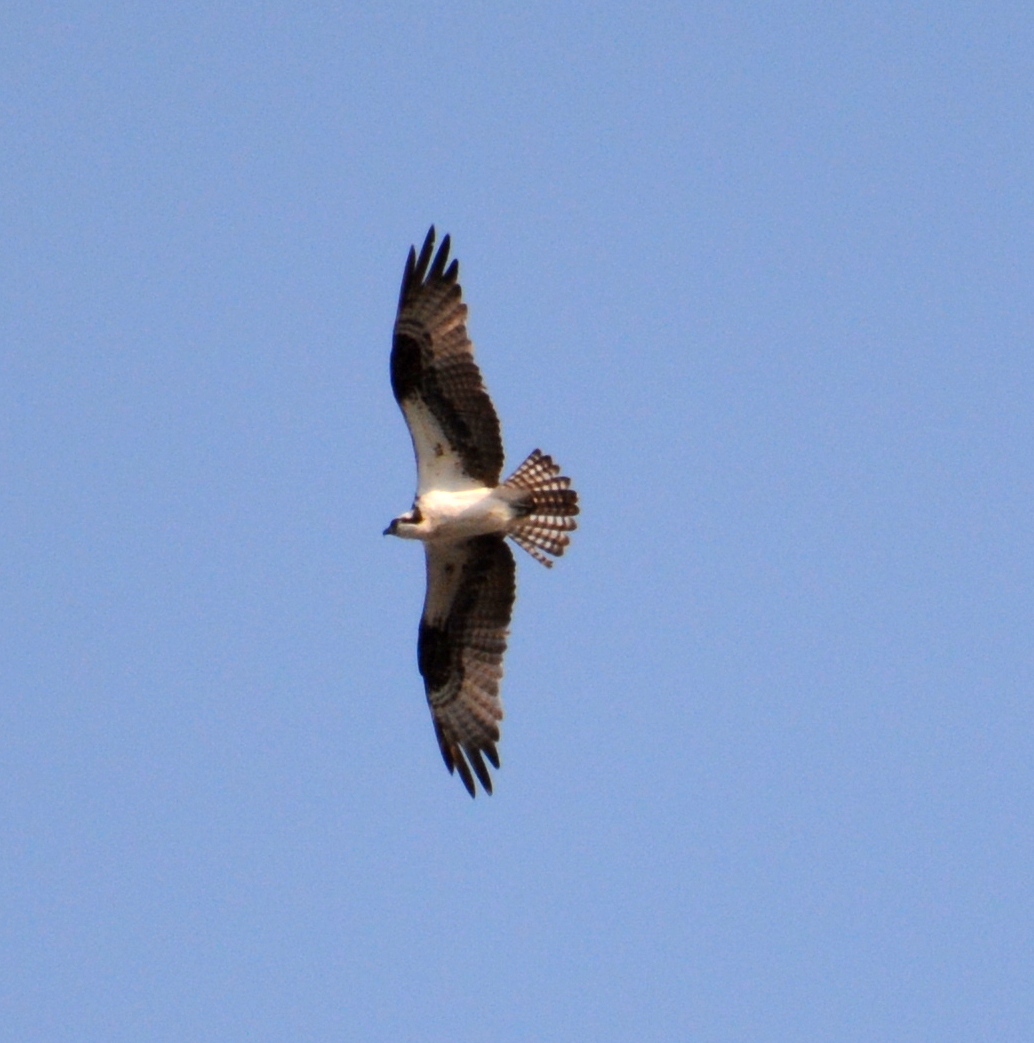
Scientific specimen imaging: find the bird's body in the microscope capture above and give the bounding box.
[385,227,579,796]
[388,486,517,543]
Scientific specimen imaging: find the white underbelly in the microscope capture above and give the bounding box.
[418,487,512,540]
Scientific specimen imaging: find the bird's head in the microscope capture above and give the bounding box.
[383,506,423,538]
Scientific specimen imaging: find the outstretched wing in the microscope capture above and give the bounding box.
[418,536,516,796]
[391,227,504,493]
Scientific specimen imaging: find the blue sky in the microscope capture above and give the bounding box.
[2,3,1032,1040]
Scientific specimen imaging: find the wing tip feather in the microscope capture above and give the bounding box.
[399,225,463,306]
[434,719,494,798]
[466,747,493,794]
[412,226,436,288]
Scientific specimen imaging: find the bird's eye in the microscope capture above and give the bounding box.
[410,507,423,523]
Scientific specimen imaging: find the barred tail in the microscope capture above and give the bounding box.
[501,449,579,568]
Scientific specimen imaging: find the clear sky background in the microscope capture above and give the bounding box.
[2,3,1032,1040]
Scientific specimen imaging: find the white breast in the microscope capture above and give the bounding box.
[418,487,513,540]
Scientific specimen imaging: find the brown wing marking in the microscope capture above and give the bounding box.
[391,227,504,488]
[419,536,516,796]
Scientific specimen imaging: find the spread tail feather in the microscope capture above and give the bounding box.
[502,449,579,567]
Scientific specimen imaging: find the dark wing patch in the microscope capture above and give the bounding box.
[392,228,504,488]
[419,536,516,797]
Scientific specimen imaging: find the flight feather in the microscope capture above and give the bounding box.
[419,536,515,796]
[391,227,504,492]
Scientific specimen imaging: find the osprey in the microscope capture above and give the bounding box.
[385,228,579,797]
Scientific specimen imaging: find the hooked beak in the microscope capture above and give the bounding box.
[383,519,397,536]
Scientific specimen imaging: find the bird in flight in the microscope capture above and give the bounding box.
[385,228,579,797]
